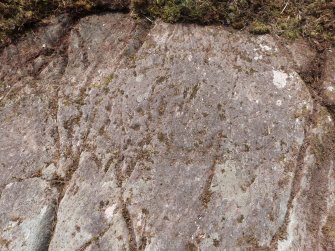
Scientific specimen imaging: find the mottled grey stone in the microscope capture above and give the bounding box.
[0,84,57,189]
[48,19,335,250]
[286,39,316,72]
[48,151,128,251]
[322,50,335,106]
[1,12,335,251]
[0,178,58,251]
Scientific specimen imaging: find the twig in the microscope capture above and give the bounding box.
[281,0,290,14]
[145,16,153,23]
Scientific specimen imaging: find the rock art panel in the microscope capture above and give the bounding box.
[1,12,335,251]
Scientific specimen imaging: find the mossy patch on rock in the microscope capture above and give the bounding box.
[132,0,335,45]
[0,0,334,46]
[0,0,94,42]
[250,21,270,35]
[0,0,129,44]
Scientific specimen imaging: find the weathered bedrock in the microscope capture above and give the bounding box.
[0,12,335,251]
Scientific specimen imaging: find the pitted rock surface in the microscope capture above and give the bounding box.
[1,12,335,251]
[0,178,58,251]
[322,50,335,107]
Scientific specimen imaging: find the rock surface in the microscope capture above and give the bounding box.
[322,49,335,107]
[0,178,58,250]
[1,12,335,251]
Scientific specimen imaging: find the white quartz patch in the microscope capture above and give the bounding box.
[273,70,288,89]
[136,74,144,82]
[260,44,272,51]
[254,54,263,61]
[327,86,334,92]
[105,204,117,222]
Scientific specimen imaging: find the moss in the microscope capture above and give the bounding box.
[139,0,220,24]
[1,0,334,46]
[0,81,6,90]
[132,0,335,46]
[250,21,270,34]
[0,0,94,44]
[103,73,114,85]
[90,73,114,93]
[189,83,200,99]
[274,17,300,39]
[185,242,198,251]
[323,215,335,240]
[237,214,244,223]
[162,3,182,23]
[0,237,11,248]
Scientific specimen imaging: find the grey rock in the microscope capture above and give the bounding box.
[0,178,58,251]
[1,12,335,251]
[0,83,57,189]
[286,39,316,73]
[322,49,335,106]
[48,152,128,251]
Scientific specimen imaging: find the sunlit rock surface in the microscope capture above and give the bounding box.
[1,12,335,251]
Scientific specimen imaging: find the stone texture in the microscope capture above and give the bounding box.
[321,49,335,107]
[286,39,317,73]
[0,178,58,251]
[1,12,335,251]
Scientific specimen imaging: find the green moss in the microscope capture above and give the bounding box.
[0,0,94,44]
[103,73,114,85]
[1,0,334,46]
[0,81,6,89]
[132,0,335,46]
[90,73,114,93]
[162,3,182,23]
[250,21,270,34]
[276,17,300,39]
